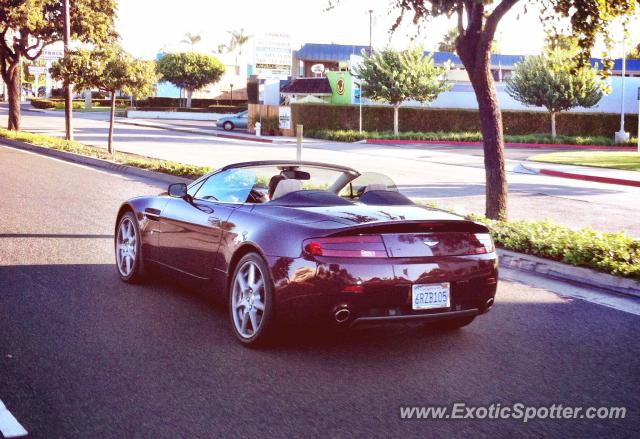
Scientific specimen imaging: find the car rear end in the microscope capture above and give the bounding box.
[271,220,497,327]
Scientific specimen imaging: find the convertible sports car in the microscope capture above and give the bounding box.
[115,161,498,346]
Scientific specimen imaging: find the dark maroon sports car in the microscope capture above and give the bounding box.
[114,161,498,346]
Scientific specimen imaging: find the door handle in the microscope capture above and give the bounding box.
[208,215,222,226]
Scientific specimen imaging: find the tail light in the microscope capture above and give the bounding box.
[471,233,495,254]
[303,235,389,258]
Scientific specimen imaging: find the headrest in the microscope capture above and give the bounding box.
[272,179,303,199]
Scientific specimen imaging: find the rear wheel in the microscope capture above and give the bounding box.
[223,121,234,131]
[423,316,475,331]
[115,211,145,283]
[229,253,275,347]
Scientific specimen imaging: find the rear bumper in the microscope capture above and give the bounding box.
[266,253,498,325]
[350,308,480,327]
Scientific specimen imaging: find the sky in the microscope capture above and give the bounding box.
[115,0,639,60]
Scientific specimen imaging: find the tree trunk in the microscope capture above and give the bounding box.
[393,105,399,137]
[186,89,193,109]
[550,112,557,138]
[108,91,116,157]
[458,41,508,220]
[6,56,21,131]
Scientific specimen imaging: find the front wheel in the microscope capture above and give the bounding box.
[115,211,145,283]
[229,253,276,347]
[223,121,234,131]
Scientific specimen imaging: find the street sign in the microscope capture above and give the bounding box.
[254,33,291,80]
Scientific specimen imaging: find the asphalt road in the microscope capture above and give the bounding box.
[1,145,639,438]
[7,104,640,236]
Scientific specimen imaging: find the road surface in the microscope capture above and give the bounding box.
[1,145,638,437]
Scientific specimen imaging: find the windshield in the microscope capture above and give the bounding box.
[340,172,399,199]
[191,163,357,204]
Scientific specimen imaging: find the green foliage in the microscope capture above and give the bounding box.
[291,104,639,137]
[306,129,637,146]
[438,27,458,53]
[30,98,57,109]
[133,105,246,114]
[156,52,225,93]
[0,128,210,180]
[136,97,246,108]
[469,216,640,280]
[357,47,450,107]
[506,48,602,114]
[51,47,157,98]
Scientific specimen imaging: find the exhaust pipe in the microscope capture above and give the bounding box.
[335,308,351,324]
[483,298,494,313]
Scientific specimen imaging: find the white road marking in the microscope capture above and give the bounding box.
[0,400,28,437]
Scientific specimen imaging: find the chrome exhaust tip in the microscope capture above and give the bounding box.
[484,298,495,313]
[335,308,351,324]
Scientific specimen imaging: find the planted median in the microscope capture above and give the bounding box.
[0,128,211,179]
[307,129,638,147]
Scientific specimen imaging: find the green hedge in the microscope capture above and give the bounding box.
[470,216,640,280]
[132,105,246,113]
[137,97,248,108]
[292,104,639,137]
[30,98,84,110]
[306,129,637,146]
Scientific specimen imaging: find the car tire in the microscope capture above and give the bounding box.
[223,121,234,131]
[422,316,475,331]
[228,253,275,347]
[115,211,146,283]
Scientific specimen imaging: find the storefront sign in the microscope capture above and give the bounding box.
[254,33,291,80]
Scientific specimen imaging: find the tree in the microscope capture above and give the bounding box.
[382,0,636,220]
[627,43,640,59]
[0,0,117,131]
[181,32,202,50]
[218,28,251,75]
[356,47,450,136]
[438,27,458,52]
[155,52,225,108]
[506,48,602,137]
[51,47,156,155]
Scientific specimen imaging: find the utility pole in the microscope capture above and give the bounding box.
[368,10,373,56]
[63,0,73,140]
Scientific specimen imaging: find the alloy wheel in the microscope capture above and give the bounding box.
[231,260,266,338]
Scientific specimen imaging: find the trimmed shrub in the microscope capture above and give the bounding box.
[30,98,57,109]
[292,104,638,137]
[305,129,636,146]
[468,216,640,280]
[137,97,248,108]
[132,105,246,114]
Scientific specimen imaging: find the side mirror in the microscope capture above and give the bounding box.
[168,183,188,198]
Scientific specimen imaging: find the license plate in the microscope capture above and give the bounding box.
[411,282,450,310]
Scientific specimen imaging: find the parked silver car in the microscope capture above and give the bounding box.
[216,110,248,131]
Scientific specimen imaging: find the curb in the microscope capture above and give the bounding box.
[365,138,635,151]
[115,119,275,144]
[498,249,640,298]
[518,162,640,188]
[0,137,193,185]
[538,168,640,188]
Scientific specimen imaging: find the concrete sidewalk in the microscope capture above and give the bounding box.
[521,161,640,187]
